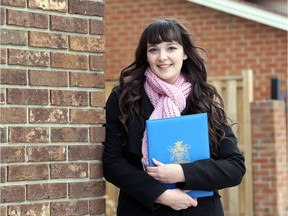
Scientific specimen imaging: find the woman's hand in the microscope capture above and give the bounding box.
[146,158,185,183]
[156,189,197,210]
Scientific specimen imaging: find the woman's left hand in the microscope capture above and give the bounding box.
[146,158,185,183]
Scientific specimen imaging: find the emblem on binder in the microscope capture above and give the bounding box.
[168,141,191,163]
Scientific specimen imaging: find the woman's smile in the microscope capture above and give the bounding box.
[158,64,172,69]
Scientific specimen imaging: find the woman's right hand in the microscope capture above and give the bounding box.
[155,189,198,210]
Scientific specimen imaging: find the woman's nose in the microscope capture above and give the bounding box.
[157,50,168,60]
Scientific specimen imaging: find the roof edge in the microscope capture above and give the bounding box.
[187,0,287,31]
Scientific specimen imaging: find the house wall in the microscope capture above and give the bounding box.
[0,1,106,215]
[105,0,287,101]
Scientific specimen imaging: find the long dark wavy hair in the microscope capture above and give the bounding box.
[117,18,233,154]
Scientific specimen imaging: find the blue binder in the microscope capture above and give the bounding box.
[146,113,213,198]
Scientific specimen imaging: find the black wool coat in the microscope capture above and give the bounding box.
[103,86,246,216]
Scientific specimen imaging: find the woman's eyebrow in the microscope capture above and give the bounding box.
[147,42,179,47]
[147,44,157,47]
[167,42,179,45]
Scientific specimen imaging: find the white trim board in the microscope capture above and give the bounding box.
[187,0,287,31]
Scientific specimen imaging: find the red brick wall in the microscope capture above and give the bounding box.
[252,101,287,216]
[0,0,106,215]
[105,0,287,101]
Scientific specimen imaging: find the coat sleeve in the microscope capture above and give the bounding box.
[102,89,167,209]
[180,125,246,191]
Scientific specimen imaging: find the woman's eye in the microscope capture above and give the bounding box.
[168,46,177,51]
[148,48,158,53]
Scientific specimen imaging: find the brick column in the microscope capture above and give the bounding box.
[0,1,105,215]
[251,101,287,216]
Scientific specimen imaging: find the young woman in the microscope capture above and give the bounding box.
[103,18,246,216]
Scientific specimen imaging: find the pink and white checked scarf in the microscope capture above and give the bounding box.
[141,67,191,168]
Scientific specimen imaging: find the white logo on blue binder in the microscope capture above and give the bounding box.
[168,141,191,163]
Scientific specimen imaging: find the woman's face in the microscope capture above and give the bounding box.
[147,41,187,84]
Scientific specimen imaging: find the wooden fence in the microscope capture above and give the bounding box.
[104,69,254,216]
[209,69,254,216]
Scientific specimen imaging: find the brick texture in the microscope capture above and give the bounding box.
[51,90,88,106]
[90,19,105,35]
[70,109,105,124]
[7,10,48,28]
[0,8,4,26]
[252,101,287,216]
[69,35,104,52]
[1,48,6,64]
[29,31,68,49]
[1,166,6,183]
[8,164,49,181]
[89,198,106,215]
[9,127,49,143]
[90,126,105,142]
[51,127,88,142]
[0,127,7,143]
[0,1,105,215]
[69,0,104,16]
[50,52,88,69]
[29,70,68,87]
[50,15,88,33]
[29,108,68,124]
[7,88,48,105]
[68,180,105,198]
[8,49,49,67]
[70,72,105,88]
[90,91,106,107]
[0,29,27,45]
[0,146,25,163]
[1,186,25,203]
[28,0,67,12]
[50,163,88,179]
[90,162,103,179]
[90,55,105,71]
[8,203,50,216]
[68,145,103,161]
[0,107,26,124]
[27,146,66,162]
[1,0,26,7]
[51,200,88,216]
[26,183,67,200]
[0,69,27,85]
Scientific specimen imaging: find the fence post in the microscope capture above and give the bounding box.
[226,80,239,215]
[242,69,254,216]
